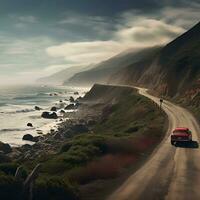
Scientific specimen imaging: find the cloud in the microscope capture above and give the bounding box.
[18,16,38,23]
[16,63,86,83]
[1,1,199,84]
[57,13,115,40]
[115,19,185,46]
[161,6,200,28]
[0,35,65,79]
[46,15,186,64]
[46,40,126,63]
[46,2,200,67]
[9,15,38,29]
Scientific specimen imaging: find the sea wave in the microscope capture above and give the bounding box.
[13,92,52,100]
[36,92,49,96]
[3,108,35,114]
[13,95,38,100]
[16,108,35,113]
[0,103,6,107]
[0,127,34,132]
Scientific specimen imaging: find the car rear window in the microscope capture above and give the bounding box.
[173,130,188,133]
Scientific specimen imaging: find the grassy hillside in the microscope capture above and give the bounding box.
[110,22,200,95]
[109,22,200,117]
[0,85,166,200]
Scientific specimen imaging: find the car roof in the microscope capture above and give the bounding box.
[174,127,189,131]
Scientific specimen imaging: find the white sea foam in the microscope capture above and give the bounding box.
[0,85,88,146]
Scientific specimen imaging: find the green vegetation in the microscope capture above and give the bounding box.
[33,177,78,200]
[0,174,23,200]
[0,85,166,199]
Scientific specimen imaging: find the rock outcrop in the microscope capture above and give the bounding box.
[22,134,40,142]
[50,106,57,112]
[34,106,42,111]
[0,142,12,154]
[41,112,58,119]
[27,123,33,127]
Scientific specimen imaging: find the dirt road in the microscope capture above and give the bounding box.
[108,87,200,200]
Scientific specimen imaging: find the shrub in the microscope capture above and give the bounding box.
[0,163,27,179]
[33,177,78,200]
[68,154,137,184]
[0,174,23,200]
[0,163,19,176]
[105,138,138,154]
[60,142,72,153]
[42,136,106,174]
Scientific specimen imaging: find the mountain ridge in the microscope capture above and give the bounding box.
[110,21,200,98]
[65,46,162,86]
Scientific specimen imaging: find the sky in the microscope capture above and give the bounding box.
[0,0,199,84]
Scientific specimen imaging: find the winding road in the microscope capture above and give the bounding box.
[108,87,200,200]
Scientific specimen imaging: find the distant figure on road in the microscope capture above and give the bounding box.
[160,98,164,109]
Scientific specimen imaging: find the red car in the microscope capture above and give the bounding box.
[171,127,192,145]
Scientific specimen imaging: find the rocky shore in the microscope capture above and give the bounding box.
[0,84,167,200]
[0,90,90,163]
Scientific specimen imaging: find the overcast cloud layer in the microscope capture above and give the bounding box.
[0,0,199,84]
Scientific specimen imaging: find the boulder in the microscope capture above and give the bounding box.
[60,110,65,114]
[0,142,12,154]
[27,123,33,127]
[76,96,83,101]
[50,106,57,112]
[36,130,43,135]
[34,106,42,111]
[22,134,34,141]
[21,144,32,150]
[22,134,40,142]
[74,92,79,95]
[41,112,58,119]
[69,96,75,102]
[64,104,76,110]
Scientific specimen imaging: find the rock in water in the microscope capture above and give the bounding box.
[60,110,65,114]
[50,106,57,112]
[27,123,33,127]
[34,106,42,111]
[0,142,12,154]
[41,112,58,119]
[69,96,75,102]
[22,134,40,142]
[76,96,83,101]
[22,134,34,141]
[65,104,76,110]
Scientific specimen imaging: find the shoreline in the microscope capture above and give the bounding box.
[0,85,89,147]
[0,84,167,200]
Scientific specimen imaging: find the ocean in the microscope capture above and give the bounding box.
[0,85,87,146]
